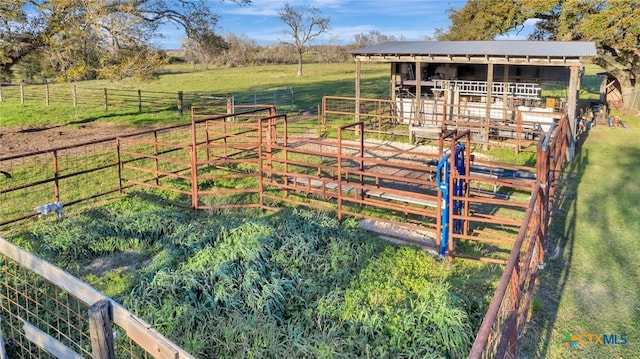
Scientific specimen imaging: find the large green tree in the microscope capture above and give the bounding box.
[442,0,640,110]
[0,0,250,82]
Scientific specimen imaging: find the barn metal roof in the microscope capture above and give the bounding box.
[350,40,597,58]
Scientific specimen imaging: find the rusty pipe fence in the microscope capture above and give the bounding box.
[1,104,569,357]
[322,96,562,152]
[469,116,569,358]
[0,124,193,227]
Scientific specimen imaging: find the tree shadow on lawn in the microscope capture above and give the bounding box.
[519,131,589,357]
[521,126,640,356]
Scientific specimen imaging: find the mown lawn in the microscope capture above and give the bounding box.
[521,114,640,357]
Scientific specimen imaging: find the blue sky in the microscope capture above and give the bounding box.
[156,0,471,49]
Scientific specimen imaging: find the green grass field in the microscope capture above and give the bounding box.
[0,62,390,127]
[521,114,640,358]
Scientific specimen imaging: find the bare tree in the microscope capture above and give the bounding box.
[220,33,259,67]
[277,3,329,77]
[352,31,397,49]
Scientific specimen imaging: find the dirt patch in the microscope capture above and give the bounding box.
[358,218,439,257]
[86,250,150,276]
[0,122,162,157]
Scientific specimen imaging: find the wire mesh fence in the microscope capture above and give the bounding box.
[0,237,193,358]
[1,256,92,358]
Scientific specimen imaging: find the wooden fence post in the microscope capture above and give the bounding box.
[178,91,184,117]
[0,83,3,102]
[290,87,293,110]
[73,84,78,108]
[103,88,108,111]
[138,89,142,112]
[20,83,25,104]
[88,299,115,359]
[0,318,7,359]
[45,82,50,106]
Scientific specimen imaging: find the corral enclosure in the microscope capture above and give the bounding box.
[0,98,567,357]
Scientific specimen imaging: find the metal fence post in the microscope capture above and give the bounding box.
[53,150,60,203]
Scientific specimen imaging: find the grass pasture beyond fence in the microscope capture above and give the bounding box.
[0,63,390,128]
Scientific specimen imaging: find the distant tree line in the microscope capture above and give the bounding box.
[9,29,400,83]
[180,34,352,69]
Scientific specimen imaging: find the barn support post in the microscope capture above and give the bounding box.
[484,63,494,150]
[390,62,396,102]
[415,61,422,125]
[502,64,509,122]
[566,65,580,161]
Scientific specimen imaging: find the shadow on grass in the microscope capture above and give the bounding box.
[66,107,179,126]
[520,131,590,356]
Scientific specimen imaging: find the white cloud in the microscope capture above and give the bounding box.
[159,0,467,48]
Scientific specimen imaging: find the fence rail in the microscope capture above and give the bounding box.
[322,95,563,152]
